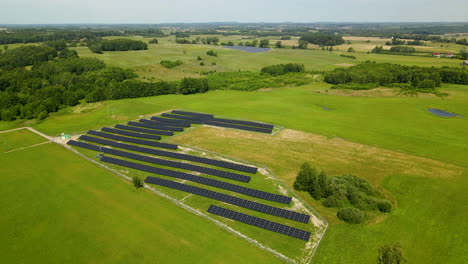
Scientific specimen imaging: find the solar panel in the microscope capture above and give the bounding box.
[140,119,191,128]
[144,176,309,223]
[80,135,178,150]
[115,124,174,136]
[79,135,257,173]
[207,205,311,241]
[68,140,251,183]
[87,130,174,149]
[172,110,214,118]
[160,113,204,123]
[101,156,289,204]
[204,121,272,134]
[101,127,161,140]
[127,121,184,132]
[150,116,193,126]
[210,117,274,129]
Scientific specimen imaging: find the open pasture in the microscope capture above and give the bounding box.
[0,129,282,264]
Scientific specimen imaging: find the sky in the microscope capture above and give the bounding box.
[1,0,467,24]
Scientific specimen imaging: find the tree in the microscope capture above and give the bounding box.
[348,47,355,52]
[149,39,158,44]
[206,50,217,57]
[3,44,8,51]
[275,41,282,48]
[337,207,366,224]
[460,49,468,60]
[132,176,144,188]
[294,162,313,191]
[259,39,269,48]
[197,56,202,61]
[377,242,406,264]
[298,40,308,49]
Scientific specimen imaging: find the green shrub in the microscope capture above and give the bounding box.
[160,60,183,69]
[337,207,366,224]
[132,176,143,188]
[331,83,379,90]
[377,200,393,213]
[206,50,217,57]
[323,195,346,207]
[261,63,305,76]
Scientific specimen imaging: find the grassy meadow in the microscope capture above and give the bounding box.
[2,34,468,263]
[0,129,282,264]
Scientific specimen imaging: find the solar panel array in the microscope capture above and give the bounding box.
[87,130,170,149]
[140,119,191,128]
[207,205,311,241]
[144,176,309,223]
[68,139,251,183]
[161,113,203,123]
[204,121,273,134]
[150,116,192,126]
[101,156,289,204]
[80,135,178,150]
[172,110,214,119]
[101,127,161,140]
[127,121,184,132]
[79,135,257,173]
[115,124,174,136]
[162,110,274,134]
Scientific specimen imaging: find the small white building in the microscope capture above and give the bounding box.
[461,61,468,66]
[445,53,454,58]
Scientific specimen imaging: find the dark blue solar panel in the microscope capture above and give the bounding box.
[145,176,308,223]
[115,124,173,136]
[101,127,161,140]
[128,121,184,132]
[78,135,257,173]
[204,121,272,134]
[172,110,214,118]
[207,205,311,241]
[87,130,172,149]
[140,119,191,128]
[101,156,288,204]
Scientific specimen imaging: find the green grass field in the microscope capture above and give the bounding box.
[0,130,282,264]
[2,35,468,263]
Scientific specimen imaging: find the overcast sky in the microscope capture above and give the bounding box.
[1,0,467,24]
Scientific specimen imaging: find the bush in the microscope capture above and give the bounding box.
[323,195,346,207]
[132,176,144,188]
[206,50,217,57]
[160,60,183,69]
[377,200,393,212]
[300,32,345,46]
[148,39,158,44]
[331,83,379,90]
[337,207,366,224]
[261,63,305,76]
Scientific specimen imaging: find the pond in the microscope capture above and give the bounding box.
[223,46,272,53]
[427,108,463,118]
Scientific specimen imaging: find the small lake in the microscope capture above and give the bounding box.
[223,46,272,53]
[427,108,463,118]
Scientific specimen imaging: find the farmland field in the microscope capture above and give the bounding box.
[2,22,468,264]
[0,129,282,264]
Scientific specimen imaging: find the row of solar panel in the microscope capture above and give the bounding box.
[127,121,184,132]
[144,176,309,223]
[101,127,161,140]
[164,111,273,133]
[150,116,193,127]
[101,156,290,204]
[68,140,251,183]
[140,119,191,128]
[171,110,274,129]
[207,205,311,241]
[161,113,203,123]
[87,130,167,149]
[79,135,257,173]
[172,110,214,119]
[204,121,273,134]
[86,130,175,149]
[115,124,173,136]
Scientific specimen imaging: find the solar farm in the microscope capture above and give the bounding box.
[66,110,326,263]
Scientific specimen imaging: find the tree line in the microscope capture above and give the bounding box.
[300,32,345,46]
[88,39,148,53]
[0,45,207,121]
[324,63,468,92]
[294,162,392,224]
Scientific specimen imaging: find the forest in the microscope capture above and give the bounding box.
[324,63,468,91]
